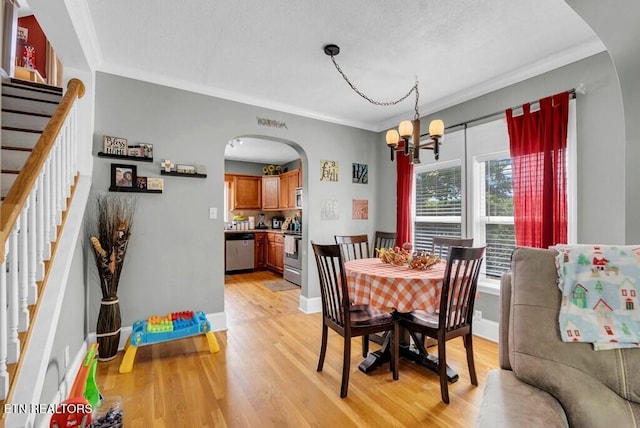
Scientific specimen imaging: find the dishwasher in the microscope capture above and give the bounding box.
[225,233,255,273]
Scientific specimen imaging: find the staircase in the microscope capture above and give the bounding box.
[2,80,63,203]
[0,77,85,425]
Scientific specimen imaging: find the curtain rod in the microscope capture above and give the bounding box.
[421,87,579,136]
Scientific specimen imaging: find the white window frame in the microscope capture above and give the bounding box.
[472,151,514,288]
[413,159,464,242]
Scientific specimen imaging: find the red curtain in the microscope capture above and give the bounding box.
[506,91,569,248]
[396,142,413,247]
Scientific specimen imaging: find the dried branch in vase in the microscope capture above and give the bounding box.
[86,193,137,299]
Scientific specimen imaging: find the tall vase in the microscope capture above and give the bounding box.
[96,296,122,361]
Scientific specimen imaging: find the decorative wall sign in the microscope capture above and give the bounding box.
[257,117,288,129]
[103,136,128,156]
[321,200,339,220]
[352,199,369,220]
[320,160,338,182]
[17,27,28,44]
[352,163,368,184]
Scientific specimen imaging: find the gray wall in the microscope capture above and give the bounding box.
[224,160,264,175]
[89,72,381,328]
[377,51,625,322]
[37,234,87,424]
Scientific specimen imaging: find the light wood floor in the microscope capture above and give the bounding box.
[96,270,499,427]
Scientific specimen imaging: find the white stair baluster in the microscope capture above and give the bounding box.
[19,207,29,331]
[43,156,53,253]
[0,253,9,400]
[49,148,58,242]
[55,142,63,224]
[28,190,38,304]
[7,225,20,364]
[36,173,45,280]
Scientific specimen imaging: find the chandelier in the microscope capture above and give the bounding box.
[323,44,444,163]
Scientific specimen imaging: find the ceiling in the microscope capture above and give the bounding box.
[30,1,605,163]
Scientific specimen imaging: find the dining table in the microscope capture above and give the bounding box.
[344,257,459,383]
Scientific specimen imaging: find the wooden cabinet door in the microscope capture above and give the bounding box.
[233,175,262,210]
[273,233,284,273]
[287,171,298,208]
[262,176,279,210]
[254,232,266,269]
[279,173,290,209]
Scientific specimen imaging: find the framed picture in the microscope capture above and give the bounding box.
[103,136,128,155]
[352,163,368,184]
[111,163,137,188]
[176,164,196,174]
[127,143,154,159]
[136,176,147,190]
[147,178,164,191]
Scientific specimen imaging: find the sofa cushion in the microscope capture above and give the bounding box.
[475,370,569,428]
[510,247,640,428]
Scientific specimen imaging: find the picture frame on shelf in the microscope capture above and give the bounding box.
[147,177,164,191]
[136,176,147,190]
[103,136,128,156]
[127,143,154,159]
[111,163,137,188]
[176,164,196,174]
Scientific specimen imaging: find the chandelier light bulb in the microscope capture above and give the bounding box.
[386,130,400,147]
[429,119,445,138]
[399,120,413,139]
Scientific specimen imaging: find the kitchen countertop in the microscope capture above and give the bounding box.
[224,229,294,234]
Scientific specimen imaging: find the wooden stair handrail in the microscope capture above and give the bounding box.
[0,78,85,261]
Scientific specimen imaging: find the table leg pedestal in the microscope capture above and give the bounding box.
[400,344,459,383]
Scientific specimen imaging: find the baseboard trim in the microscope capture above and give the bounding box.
[474,317,499,343]
[298,296,321,314]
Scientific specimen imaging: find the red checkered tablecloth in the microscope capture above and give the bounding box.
[344,258,447,313]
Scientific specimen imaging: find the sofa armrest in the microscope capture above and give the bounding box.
[499,272,512,370]
[476,370,569,428]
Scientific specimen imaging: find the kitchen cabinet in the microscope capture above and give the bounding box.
[228,174,262,210]
[266,232,284,273]
[262,176,279,210]
[254,232,266,269]
[278,169,300,209]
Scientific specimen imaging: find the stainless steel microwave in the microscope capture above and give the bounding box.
[295,187,303,209]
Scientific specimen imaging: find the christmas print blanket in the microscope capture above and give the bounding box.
[552,244,640,350]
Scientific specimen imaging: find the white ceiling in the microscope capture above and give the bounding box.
[37,0,606,163]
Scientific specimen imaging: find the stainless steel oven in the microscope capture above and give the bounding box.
[283,233,302,285]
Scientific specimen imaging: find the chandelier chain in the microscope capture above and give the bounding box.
[329,55,420,120]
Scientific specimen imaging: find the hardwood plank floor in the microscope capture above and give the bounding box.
[96,270,499,427]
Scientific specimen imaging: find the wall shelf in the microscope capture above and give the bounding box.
[98,152,154,163]
[109,187,162,194]
[161,170,207,178]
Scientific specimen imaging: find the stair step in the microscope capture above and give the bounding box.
[1,110,51,131]
[9,77,63,94]
[1,149,31,170]
[2,94,58,115]
[1,128,42,149]
[2,172,17,197]
[2,84,62,103]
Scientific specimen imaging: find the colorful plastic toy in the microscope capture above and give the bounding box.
[119,310,219,373]
[50,343,100,428]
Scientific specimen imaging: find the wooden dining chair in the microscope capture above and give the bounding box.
[431,236,474,260]
[399,246,485,404]
[311,242,399,398]
[334,234,379,356]
[334,234,370,261]
[373,231,396,252]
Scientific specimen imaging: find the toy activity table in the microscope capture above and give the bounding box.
[119,310,219,373]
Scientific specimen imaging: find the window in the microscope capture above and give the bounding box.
[414,162,462,251]
[475,155,515,279]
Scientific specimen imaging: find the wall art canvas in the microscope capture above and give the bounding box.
[352,199,369,220]
[320,160,338,182]
[321,200,339,220]
[352,163,368,184]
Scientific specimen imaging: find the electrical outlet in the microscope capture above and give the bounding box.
[64,345,70,368]
[474,310,482,321]
[209,208,217,219]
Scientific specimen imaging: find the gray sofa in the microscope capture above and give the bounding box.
[476,247,640,428]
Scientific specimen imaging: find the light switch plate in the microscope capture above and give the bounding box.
[209,208,217,219]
